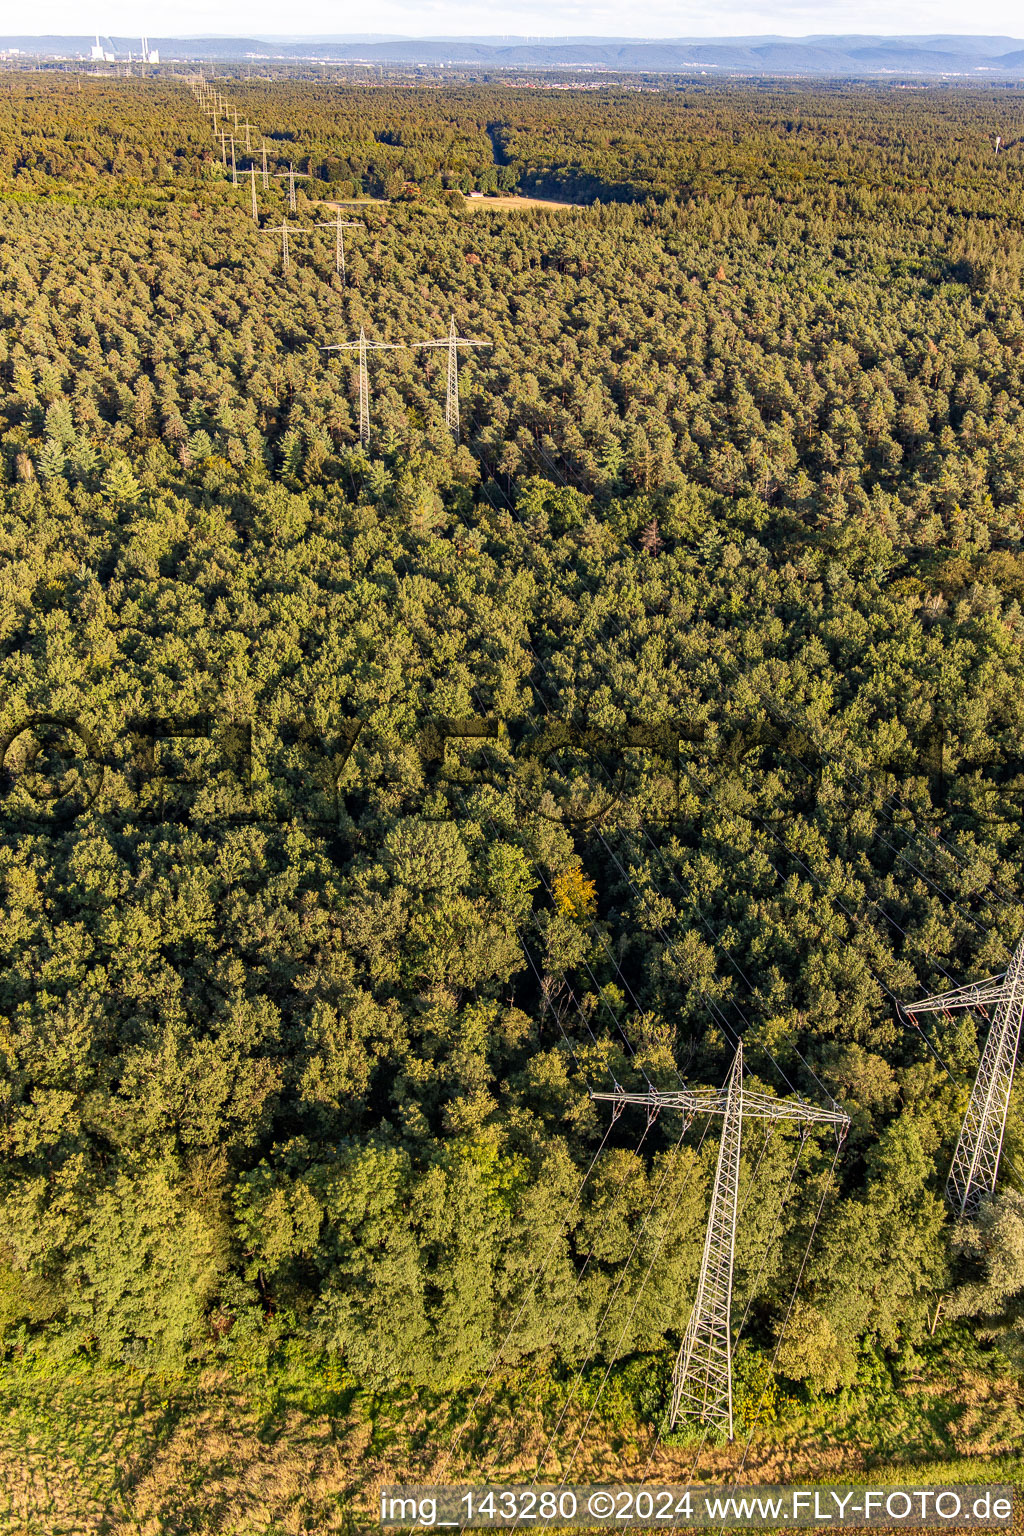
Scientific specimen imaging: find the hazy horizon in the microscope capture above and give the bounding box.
[19,4,1024,42]
[12,27,1024,39]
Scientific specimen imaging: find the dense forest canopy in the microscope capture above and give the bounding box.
[0,68,1023,1442]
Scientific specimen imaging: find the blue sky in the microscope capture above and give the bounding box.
[46,2,1024,40]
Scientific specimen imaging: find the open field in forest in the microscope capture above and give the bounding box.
[2,1344,1022,1536]
[319,194,582,212]
[319,196,388,207]
[462,194,583,210]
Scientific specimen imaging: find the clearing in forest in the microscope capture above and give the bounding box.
[463,193,583,209]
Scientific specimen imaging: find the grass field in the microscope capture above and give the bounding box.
[316,195,581,212]
[462,194,582,210]
[2,1342,1021,1535]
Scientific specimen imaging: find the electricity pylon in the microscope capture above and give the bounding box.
[220,131,238,184]
[316,214,363,279]
[268,221,292,276]
[273,162,311,214]
[260,139,271,189]
[264,219,315,276]
[322,327,405,447]
[413,315,490,442]
[592,1041,849,1441]
[902,933,1024,1217]
[249,164,259,224]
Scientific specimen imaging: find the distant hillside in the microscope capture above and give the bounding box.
[5,31,1024,75]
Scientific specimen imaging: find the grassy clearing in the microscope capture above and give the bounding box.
[317,197,388,208]
[462,195,582,210]
[1,1338,1021,1535]
[315,194,580,211]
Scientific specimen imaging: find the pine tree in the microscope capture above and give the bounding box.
[35,438,67,483]
[68,439,99,485]
[101,458,140,505]
[639,518,663,555]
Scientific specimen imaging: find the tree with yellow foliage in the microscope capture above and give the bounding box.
[552,865,598,923]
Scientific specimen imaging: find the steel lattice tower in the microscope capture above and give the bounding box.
[593,1042,849,1440]
[273,162,311,214]
[322,328,406,447]
[356,330,370,447]
[265,220,317,278]
[315,213,364,279]
[266,219,293,275]
[671,1045,742,1434]
[414,315,490,442]
[903,933,1024,1217]
[446,317,460,436]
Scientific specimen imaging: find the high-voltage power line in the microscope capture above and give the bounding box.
[592,1042,850,1441]
[902,933,1024,1217]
